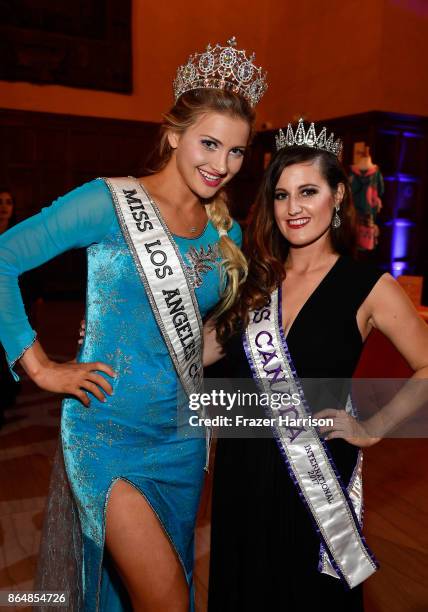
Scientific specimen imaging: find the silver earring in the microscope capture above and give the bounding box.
[332,205,341,229]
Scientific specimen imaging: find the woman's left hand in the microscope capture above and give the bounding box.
[316,409,381,448]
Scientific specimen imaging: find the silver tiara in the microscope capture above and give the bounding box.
[173,36,268,108]
[275,118,343,158]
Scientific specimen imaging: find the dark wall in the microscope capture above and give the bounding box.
[1,108,427,298]
[0,0,132,93]
[0,108,159,297]
[254,111,428,275]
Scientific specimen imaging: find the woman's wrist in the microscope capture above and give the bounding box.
[363,413,387,440]
[20,340,53,382]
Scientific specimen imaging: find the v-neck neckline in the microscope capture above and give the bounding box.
[280,256,343,340]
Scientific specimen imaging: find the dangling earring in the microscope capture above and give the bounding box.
[332,205,341,229]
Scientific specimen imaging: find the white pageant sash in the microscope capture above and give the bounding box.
[244,287,378,588]
[319,448,364,578]
[104,177,203,397]
[319,397,365,578]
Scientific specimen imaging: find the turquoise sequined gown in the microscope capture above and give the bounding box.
[0,178,241,611]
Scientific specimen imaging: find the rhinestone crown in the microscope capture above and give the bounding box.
[173,36,267,108]
[275,118,343,158]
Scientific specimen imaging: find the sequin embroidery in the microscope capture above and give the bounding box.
[184,243,221,288]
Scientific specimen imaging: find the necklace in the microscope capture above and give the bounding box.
[137,178,206,236]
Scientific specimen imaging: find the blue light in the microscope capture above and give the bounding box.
[391,261,406,278]
[390,219,412,276]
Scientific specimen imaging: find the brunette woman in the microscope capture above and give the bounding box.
[207,119,428,611]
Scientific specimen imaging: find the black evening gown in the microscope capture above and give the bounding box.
[208,256,384,612]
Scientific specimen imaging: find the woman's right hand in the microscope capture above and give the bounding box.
[34,359,116,406]
[20,339,116,406]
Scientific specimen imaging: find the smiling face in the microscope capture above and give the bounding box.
[168,111,250,198]
[0,192,14,224]
[273,159,344,249]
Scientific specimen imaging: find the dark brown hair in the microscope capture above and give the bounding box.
[217,144,356,342]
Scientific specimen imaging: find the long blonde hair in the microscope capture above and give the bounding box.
[148,89,254,317]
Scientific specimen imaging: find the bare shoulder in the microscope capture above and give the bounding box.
[363,272,428,370]
[364,272,416,322]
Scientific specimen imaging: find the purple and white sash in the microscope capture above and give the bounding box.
[244,287,378,588]
[105,177,203,397]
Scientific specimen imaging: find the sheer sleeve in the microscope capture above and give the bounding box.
[0,178,116,376]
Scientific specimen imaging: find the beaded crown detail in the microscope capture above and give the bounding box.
[275,118,343,158]
[173,36,267,107]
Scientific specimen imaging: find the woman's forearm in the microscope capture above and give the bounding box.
[19,340,52,382]
[0,179,114,373]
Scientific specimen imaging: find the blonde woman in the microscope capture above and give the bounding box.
[0,38,267,611]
